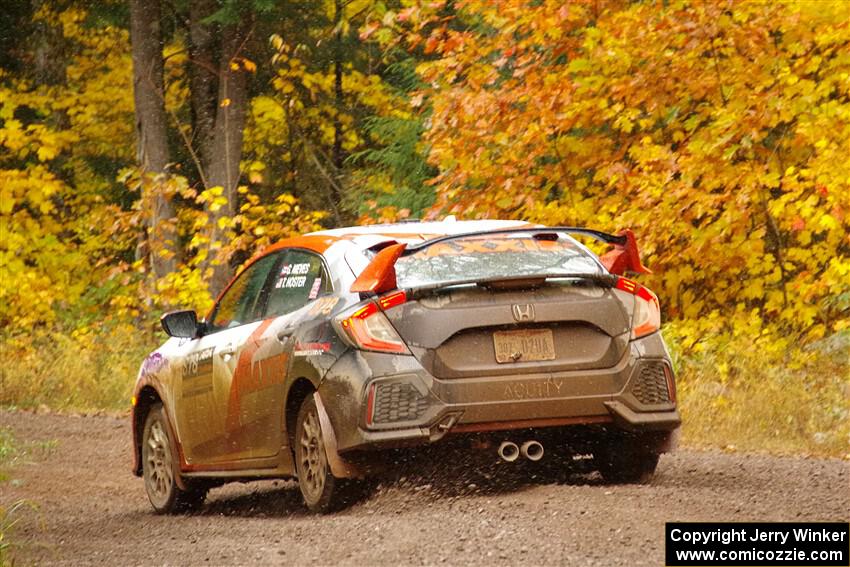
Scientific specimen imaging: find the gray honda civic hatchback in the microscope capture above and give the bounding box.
[132,220,680,513]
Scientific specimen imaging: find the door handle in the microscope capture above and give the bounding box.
[276,329,294,342]
[218,345,236,357]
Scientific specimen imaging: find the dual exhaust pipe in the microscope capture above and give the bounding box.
[498,440,544,462]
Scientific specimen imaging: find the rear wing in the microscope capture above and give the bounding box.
[350,227,651,294]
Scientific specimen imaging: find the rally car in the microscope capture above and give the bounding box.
[132,220,680,513]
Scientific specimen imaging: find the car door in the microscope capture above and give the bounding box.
[252,248,334,455]
[172,252,281,466]
[211,248,333,463]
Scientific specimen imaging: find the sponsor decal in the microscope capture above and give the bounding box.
[274,262,312,289]
[182,346,214,379]
[422,238,568,258]
[141,352,168,377]
[276,275,307,288]
[293,342,331,356]
[308,277,322,299]
[503,377,564,400]
[181,347,214,398]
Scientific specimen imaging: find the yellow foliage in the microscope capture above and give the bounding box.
[400,0,850,336]
[666,317,850,457]
[2,1,847,462]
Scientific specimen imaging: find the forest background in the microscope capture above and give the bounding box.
[0,0,848,456]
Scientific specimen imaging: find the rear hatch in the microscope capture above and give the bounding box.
[370,230,634,378]
[385,283,631,379]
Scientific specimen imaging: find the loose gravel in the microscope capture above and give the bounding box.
[1,410,847,566]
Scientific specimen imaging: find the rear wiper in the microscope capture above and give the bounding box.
[406,273,617,298]
[402,227,628,252]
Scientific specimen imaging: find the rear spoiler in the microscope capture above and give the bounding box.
[350,227,651,294]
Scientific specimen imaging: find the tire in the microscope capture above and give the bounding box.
[142,403,206,514]
[596,446,660,484]
[294,393,347,513]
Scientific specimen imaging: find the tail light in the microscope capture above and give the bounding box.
[339,291,410,354]
[616,277,661,339]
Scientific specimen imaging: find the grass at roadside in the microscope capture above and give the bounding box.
[0,427,46,567]
[0,428,18,483]
[0,325,158,413]
[666,323,850,459]
[1,323,847,458]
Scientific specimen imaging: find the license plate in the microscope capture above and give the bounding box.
[493,329,556,363]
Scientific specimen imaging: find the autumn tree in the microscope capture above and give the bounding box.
[389,0,850,338]
[1,4,138,330]
[130,0,180,278]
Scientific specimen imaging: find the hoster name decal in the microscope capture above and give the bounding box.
[274,262,312,289]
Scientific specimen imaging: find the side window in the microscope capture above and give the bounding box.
[209,253,280,331]
[264,250,332,318]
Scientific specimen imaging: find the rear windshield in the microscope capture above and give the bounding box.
[392,233,602,288]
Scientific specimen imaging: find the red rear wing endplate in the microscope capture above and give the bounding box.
[350,243,408,293]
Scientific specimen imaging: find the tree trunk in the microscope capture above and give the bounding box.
[331,0,345,201]
[203,17,253,295]
[188,0,219,178]
[31,0,67,87]
[130,0,180,278]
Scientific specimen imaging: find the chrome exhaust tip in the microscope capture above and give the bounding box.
[520,440,544,462]
[498,441,520,462]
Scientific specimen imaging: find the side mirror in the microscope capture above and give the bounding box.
[161,310,199,338]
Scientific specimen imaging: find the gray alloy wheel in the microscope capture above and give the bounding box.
[142,403,206,514]
[294,394,341,513]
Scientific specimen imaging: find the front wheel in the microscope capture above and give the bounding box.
[142,404,206,514]
[295,393,352,513]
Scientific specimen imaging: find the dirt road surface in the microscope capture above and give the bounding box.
[1,409,848,566]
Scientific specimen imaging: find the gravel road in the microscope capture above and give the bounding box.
[1,409,847,566]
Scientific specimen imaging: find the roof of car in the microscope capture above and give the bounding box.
[215,219,541,313]
[262,219,537,256]
[311,219,533,239]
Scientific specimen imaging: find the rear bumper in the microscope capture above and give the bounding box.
[604,401,681,431]
[320,332,680,453]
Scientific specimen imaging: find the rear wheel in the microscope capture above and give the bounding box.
[142,404,206,513]
[596,445,659,484]
[295,394,345,513]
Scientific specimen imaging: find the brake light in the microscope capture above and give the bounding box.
[378,290,407,310]
[339,296,410,353]
[616,277,661,339]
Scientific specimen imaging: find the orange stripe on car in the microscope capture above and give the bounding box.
[224,319,275,433]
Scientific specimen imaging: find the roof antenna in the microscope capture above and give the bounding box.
[444,215,457,222]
